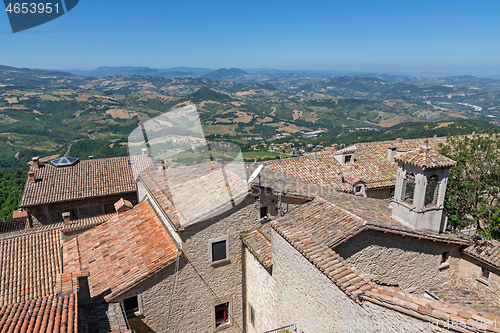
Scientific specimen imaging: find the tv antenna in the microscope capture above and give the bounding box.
[248,164,263,186]
[277,146,284,216]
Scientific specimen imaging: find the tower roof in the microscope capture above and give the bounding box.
[394,146,456,169]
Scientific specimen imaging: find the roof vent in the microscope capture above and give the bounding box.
[50,157,80,168]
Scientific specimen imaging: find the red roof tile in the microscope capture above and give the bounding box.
[426,287,500,316]
[266,137,448,192]
[20,156,154,208]
[139,162,250,229]
[61,213,115,234]
[0,292,77,333]
[241,224,273,269]
[394,146,457,169]
[63,200,180,301]
[463,239,500,269]
[364,285,500,332]
[0,229,62,306]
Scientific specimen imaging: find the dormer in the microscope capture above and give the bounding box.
[390,146,456,234]
[334,145,356,165]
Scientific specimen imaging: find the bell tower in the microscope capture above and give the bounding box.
[390,145,456,234]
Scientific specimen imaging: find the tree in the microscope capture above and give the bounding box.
[439,133,500,239]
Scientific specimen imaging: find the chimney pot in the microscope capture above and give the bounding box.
[114,198,133,213]
[89,156,94,160]
[77,275,91,305]
[142,148,149,156]
[387,146,398,163]
[32,157,40,169]
[28,172,35,183]
[62,212,71,224]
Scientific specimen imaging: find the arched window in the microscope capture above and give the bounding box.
[402,172,415,204]
[425,175,440,207]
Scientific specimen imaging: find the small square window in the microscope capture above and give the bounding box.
[260,206,268,219]
[211,240,227,263]
[344,155,352,163]
[123,295,139,317]
[481,267,490,280]
[103,203,115,214]
[250,304,256,327]
[70,208,79,220]
[355,185,362,193]
[215,302,229,328]
[441,251,450,264]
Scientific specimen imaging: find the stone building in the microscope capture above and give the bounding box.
[126,162,309,332]
[19,155,153,226]
[242,147,500,333]
[266,137,448,199]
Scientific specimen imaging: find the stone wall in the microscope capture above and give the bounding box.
[367,188,392,199]
[455,255,500,308]
[28,192,137,226]
[335,230,461,295]
[243,247,277,333]
[271,229,452,332]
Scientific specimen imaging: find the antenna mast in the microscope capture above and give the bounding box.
[277,145,284,216]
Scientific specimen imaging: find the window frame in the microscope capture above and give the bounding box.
[209,235,230,265]
[249,303,256,328]
[478,267,491,285]
[122,294,143,318]
[213,300,232,331]
[439,251,450,270]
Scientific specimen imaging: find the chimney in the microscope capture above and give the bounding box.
[77,274,91,305]
[89,155,94,160]
[387,146,398,163]
[32,157,40,169]
[62,212,71,224]
[114,198,133,213]
[141,148,149,156]
[28,172,35,184]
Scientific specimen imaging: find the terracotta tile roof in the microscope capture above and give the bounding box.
[61,213,115,234]
[463,239,500,269]
[241,224,273,269]
[63,200,180,301]
[426,287,500,316]
[139,162,250,229]
[272,215,375,303]
[363,285,500,332]
[0,222,63,241]
[0,292,77,333]
[322,192,469,246]
[394,146,457,169]
[20,156,154,208]
[0,218,29,235]
[0,229,62,306]
[266,137,448,192]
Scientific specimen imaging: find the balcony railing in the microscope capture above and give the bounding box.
[264,324,297,333]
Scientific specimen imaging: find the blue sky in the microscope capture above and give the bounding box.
[1,0,499,76]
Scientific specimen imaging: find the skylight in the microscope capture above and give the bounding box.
[50,157,80,167]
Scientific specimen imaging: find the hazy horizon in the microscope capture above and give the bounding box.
[1,0,500,77]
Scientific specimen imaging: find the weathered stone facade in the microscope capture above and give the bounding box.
[455,255,500,308]
[335,230,461,295]
[113,192,308,333]
[27,193,137,226]
[243,247,277,333]
[269,229,453,332]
